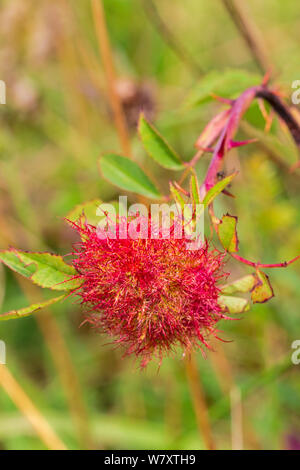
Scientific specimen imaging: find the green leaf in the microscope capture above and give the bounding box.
[251,271,274,303]
[0,250,81,291]
[202,172,237,208]
[218,295,250,314]
[67,199,102,225]
[99,154,161,199]
[217,214,239,252]
[189,172,201,212]
[169,183,186,212]
[220,274,258,295]
[185,69,261,107]
[0,294,67,321]
[138,114,183,170]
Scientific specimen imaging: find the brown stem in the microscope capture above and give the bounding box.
[256,88,300,146]
[185,353,216,450]
[91,0,132,157]
[221,0,273,75]
[0,365,67,450]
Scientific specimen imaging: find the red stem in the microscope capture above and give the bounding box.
[230,252,300,269]
[200,85,300,197]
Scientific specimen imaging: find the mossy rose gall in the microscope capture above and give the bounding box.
[71,218,228,366]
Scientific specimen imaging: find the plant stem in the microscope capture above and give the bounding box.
[0,365,67,450]
[231,252,300,269]
[91,0,132,157]
[201,86,300,196]
[221,0,273,75]
[185,353,216,450]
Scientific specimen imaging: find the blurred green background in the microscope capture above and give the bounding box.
[0,0,300,450]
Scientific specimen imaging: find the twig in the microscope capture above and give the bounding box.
[91,0,132,157]
[221,0,273,75]
[141,0,203,77]
[231,252,300,269]
[185,353,216,450]
[0,365,67,450]
[256,88,300,145]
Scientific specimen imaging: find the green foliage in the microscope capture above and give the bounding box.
[0,251,80,291]
[251,271,275,303]
[217,214,239,252]
[202,173,237,207]
[138,114,184,170]
[221,274,258,295]
[0,0,300,451]
[99,154,161,199]
[0,294,67,321]
[189,172,201,210]
[185,69,261,107]
[169,182,186,211]
[218,294,250,314]
[66,199,102,225]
